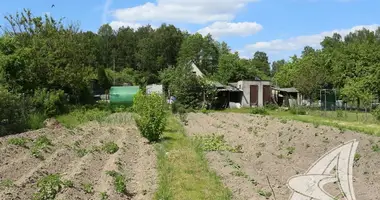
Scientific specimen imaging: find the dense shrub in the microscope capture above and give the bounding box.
[250,107,268,115]
[133,91,168,142]
[31,88,68,117]
[0,87,26,135]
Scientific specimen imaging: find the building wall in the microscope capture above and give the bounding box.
[237,80,271,107]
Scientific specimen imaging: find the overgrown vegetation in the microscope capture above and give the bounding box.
[133,91,168,142]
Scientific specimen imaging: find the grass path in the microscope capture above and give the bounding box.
[154,115,231,200]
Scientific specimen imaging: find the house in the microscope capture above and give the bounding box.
[190,62,273,108]
[235,80,272,107]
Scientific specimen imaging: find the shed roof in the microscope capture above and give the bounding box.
[273,87,298,93]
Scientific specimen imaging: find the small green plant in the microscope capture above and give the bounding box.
[133,92,167,142]
[257,189,272,199]
[75,148,88,157]
[280,119,287,124]
[0,179,14,188]
[100,192,109,200]
[286,146,295,155]
[33,174,64,200]
[230,171,248,178]
[102,142,119,154]
[371,144,380,152]
[354,153,361,162]
[250,107,268,115]
[82,183,94,194]
[106,170,127,194]
[8,137,29,148]
[31,135,53,159]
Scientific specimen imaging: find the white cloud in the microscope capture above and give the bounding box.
[244,24,379,53]
[198,21,263,38]
[111,0,258,24]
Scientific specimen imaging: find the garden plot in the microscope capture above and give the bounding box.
[0,113,156,200]
[185,112,380,200]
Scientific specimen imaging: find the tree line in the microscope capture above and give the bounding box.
[273,29,380,110]
[0,9,271,135]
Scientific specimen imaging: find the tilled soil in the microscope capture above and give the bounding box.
[185,112,380,200]
[0,113,156,200]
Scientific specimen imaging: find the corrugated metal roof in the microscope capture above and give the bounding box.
[273,87,298,93]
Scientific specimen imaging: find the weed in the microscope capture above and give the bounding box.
[371,144,380,152]
[100,192,109,200]
[106,170,127,194]
[82,183,94,194]
[7,137,29,148]
[31,135,53,159]
[0,179,14,188]
[265,103,279,111]
[286,146,295,155]
[289,106,307,115]
[280,119,287,124]
[354,153,361,162]
[336,109,344,118]
[75,148,88,157]
[257,189,272,199]
[62,180,74,188]
[102,142,119,154]
[230,171,248,178]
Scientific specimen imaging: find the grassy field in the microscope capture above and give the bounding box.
[154,116,232,200]
[218,108,380,136]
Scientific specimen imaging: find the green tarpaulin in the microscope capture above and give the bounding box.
[109,86,139,106]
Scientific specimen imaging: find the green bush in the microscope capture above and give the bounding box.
[133,91,167,142]
[0,87,26,136]
[250,107,268,115]
[31,88,68,117]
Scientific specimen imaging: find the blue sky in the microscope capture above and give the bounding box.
[1,0,379,63]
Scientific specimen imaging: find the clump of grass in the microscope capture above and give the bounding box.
[8,137,29,148]
[31,135,53,159]
[102,142,119,154]
[106,170,127,194]
[230,170,248,178]
[289,106,307,115]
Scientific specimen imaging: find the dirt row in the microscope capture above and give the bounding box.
[185,112,380,200]
[0,113,156,200]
